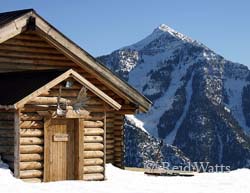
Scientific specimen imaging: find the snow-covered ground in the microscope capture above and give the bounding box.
[0,161,250,193]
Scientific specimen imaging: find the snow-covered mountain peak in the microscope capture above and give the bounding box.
[123,24,195,51]
[99,24,250,169]
[154,24,194,43]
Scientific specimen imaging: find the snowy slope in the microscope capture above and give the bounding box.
[0,161,250,193]
[99,24,250,169]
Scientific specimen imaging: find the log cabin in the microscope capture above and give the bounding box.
[0,9,151,182]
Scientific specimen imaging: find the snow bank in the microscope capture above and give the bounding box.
[0,159,250,193]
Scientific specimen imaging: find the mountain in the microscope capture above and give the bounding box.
[98,24,250,169]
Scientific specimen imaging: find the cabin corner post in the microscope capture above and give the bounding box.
[103,111,107,179]
[43,117,50,182]
[75,118,84,180]
[14,110,20,178]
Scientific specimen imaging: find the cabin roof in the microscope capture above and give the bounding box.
[0,9,152,112]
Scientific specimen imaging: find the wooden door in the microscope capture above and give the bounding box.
[44,119,75,181]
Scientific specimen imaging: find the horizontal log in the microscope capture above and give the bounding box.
[106,129,114,134]
[20,154,43,162]
[0,50,67,61]
[84,158,103,166]
[84,121,104,128]
[114,131,123,136]
[106,139,115,144]
[0,113,14,120]
[83,107,105,112]
[83,166,104,174]
[0,56,74,67]
[106,154,114,160]
[84,128,104,136]
[0,62,69,71]
[20,113,43,121]
[106,122,114,128]
[83,173,104,181]
[0,44,59,54]
[106,117,114,121]
[20,145,43,154]
[15,34,44,41]
[28,97,70,105]
[117,109,137,114]
[84,136,103,143]
[106,150,115,155]
[5,39,52,48]
[114,115,124,119]
[20,162,43,170]
[54,83,83,90]
[106,144,114,149]
[113,126,123,131]
[27,97,104,106]
[114,138,122,142]
[84,151,104,158]
[114,141,123,147]
[20,170,43,179]
[106,160,113,164]
[87,112,105,118]
[114,147,123,152]
[106,113,115,118]
[106,134,114,139]
[114,158,123,163]
[114,121,124,126]
[20,129,43,137]
[40,90,79,97]
[20,137,44,145]
[20,121,43,129]
[84,143,104,151]
[0,121,13,129]
[21,105,57,112]
[114,135,123,139]
[22,178,42,183]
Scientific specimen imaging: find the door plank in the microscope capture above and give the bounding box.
[44,119,75,181]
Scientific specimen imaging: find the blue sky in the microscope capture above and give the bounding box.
[1,0,250,66]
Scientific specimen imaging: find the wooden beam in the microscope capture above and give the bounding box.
[14,110,20,178]
[75,119,84,180]
[0,12,32,44]
[0,50,69,60]
[0,56,74,66]
[4,39,52,48]
[0,44,59,54]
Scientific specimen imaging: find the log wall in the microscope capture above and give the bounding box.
[19,112,44,182]
[0,112,15,170]
[82,115,105,181]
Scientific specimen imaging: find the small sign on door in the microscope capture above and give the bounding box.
[53,134,69,142]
